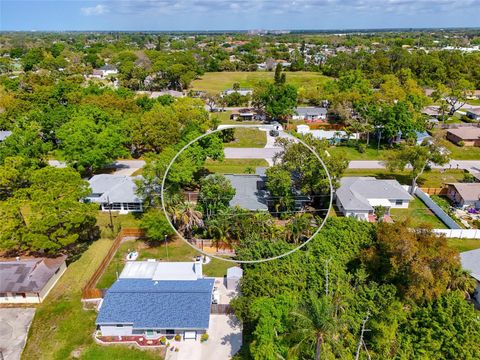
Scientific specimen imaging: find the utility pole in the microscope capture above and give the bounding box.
[107,196,114,230]
[355,312,371,360]
[164,235,169,260]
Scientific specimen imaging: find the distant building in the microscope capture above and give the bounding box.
[230,108,266,121]
[296,124,358,143]
[336,177,413,222]
[96,261,213,340]
[0,256,67,304]
[446,183,480,209]
[85,174,143,213]
[466,108,480,121]
[222,88,253,97]
[421,105,442,118]
[446,128,480,147]
[415,131,432,145]
[91,64,118,79]
[136,90,184,98]
[292,107,328,122]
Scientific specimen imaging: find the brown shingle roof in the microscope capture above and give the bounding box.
[447,127,480,140]
[447,183,480,202]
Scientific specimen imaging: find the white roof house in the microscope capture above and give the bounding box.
[336,177,413,222]
[85,174,143,213]
[222,88,253,97]
[226,266,243,290]
[297,125,358,142]
[120,261,203,281]
[293,107,327,121]
[0,131,12,141]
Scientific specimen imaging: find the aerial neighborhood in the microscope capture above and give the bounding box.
[1,17,480,360]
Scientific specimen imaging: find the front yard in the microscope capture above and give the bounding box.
[205,158,269,174]
[225,128,267,148]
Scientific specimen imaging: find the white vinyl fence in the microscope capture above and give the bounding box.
[414,188,461,230]
[433,229,480,239]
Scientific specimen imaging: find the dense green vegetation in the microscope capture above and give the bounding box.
[232,218,479,360]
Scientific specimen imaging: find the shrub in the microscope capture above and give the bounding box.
[160,336,166,345]
[175,334,181,341]
[458,140,465,147]
[357,142,366,153]
[200,333,209,343]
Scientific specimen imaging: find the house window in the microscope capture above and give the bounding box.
[116,324,124,328]
[0,293,6,297]
[111,203,122,210]
[15,293,26,298]
[395,200,403,206]
[166,329,175,335]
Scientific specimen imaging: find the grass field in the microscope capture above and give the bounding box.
[328,143,396,161]
[447,238,480,252]
[226,128,267,148]
[96,212,142,238]
[390,196,447,229]
[205,158,269,174]
[22,238,162,360]
[97,238,234,289]
[192,71,331,93]
[343,169,465,188]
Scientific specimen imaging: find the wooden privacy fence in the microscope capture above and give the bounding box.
[211,304,234,314]
[420,187,447,195]
[82,228,144,300]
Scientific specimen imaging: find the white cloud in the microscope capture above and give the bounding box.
[81,4,109,16]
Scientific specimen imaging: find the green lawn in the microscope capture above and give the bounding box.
[225,128,267,148]
[390,196,447,229]
[447,238,480,252]
[205,158,269,174]
[328,143,396,161]
[96,212,142,238]
[97,238,234,289]
[343,169,465,188]
[23,239,162,360]
[429,129,480,160]
[192,71,331,94]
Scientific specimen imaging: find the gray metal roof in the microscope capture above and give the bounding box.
[460,249,480,282]
[86,174,142,204]
[336,177,412,211]
[224,174,268,211]
[0,256,66,293]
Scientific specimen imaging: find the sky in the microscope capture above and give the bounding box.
[1,0,480,31]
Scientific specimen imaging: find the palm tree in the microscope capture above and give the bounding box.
[288,292,336,360]
[170,202,203,238]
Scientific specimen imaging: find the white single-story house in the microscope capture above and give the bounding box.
[85,174,143,214]
[296,125,358,142]
[90,64,118,79]
[222,88,253,97]
[292,107,327,122]
[0,256,67,304]
[96,261,214,340]
[460,249,480,304]
[446,183,480,209]
[135,90,184,98]
[335,177,413,221]
[226,266,243,290]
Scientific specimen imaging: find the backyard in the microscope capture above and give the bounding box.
[191,71,331,93]
[447,238,480,252]
[97,238,234,289]
[390,196,447,229]
[22,238,163,360]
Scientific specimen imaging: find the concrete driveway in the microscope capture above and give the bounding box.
[0,308,36,360]
[166,314,242,360]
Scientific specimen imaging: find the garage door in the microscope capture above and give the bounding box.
[184,331,197,340]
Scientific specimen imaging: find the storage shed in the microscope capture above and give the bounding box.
[226,266,243,290]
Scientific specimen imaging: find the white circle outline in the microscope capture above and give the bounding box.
[161,125,333,263]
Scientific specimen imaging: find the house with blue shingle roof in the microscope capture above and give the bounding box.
[96,261,214,340]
